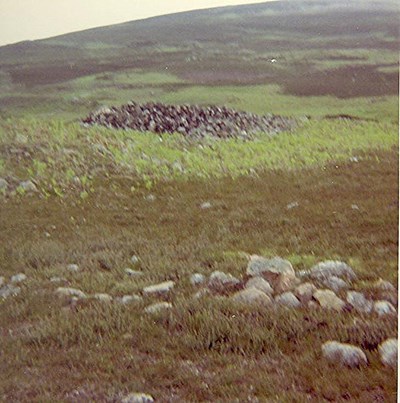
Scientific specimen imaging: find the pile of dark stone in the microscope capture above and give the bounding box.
[82,102,295,139]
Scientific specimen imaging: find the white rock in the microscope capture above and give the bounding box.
[322,276,348,293]
[286,201,299,210]
[346,291,373,313]
[56,287,86,299]
[125,268,143,277]
[0,284,21,298]
[67,264,79,273]
[93,293,113,302]
[190,273,205,285]
[121,392,154,403]
[200,201,212,209]
[378,339,398,368]
[313,289,346,311]
[275,292,301,308]
[373,300,396,316]
[120,295,142,304]
[144,302,172,314]
[208,271,240,288]
[11,273,27,283]
[245,277,273,295]
[143,281,175,295]
[294,282,317,303]
[19,180,38,192]
[310,260,356,281]
[231,288,272,306]
[322,341,367,368]
[130,255,140,264]
[247,256,295,278]
[50,276,67,283]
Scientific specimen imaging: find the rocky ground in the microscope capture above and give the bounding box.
[82,102,296,139]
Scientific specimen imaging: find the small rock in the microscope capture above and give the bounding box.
[373,300,396,316]
[130,255,140,265]
[190,273,205,285]
[56,287,86,299]
[19,180,38,193]
[346,291,373,313]
[275,292,301,308]
[145,194,156,202]
[231,288,272,306]
[321,276,348,293]
[50,276,67,283]
[310,260,356,282]
[378,339,398,368]
[193,288,211,299]
[321,341,368,368]
[121,392,154,403]
[351,204,359,210]
[286,201,299,210]
[144,302,172,314]
[200,201,212,209]
[294,282,317,304]
[313,289,346,311]
[11,273,27,283]
[246,256,295,282]
[93,293,113,302]
[67,264,79,273]
[143,280,175,295]
[119,294,142,304]
[125,268,143,277]
[0,284,21,298]
[373,279,396,292]
[0,178,8,191]
[274,273,300,293]
[208,271,240,289]
[245,277,273,295]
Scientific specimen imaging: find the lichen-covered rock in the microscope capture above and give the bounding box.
[231,288,272,306]
[0,284,21,299]
[190,273,205,285]
[321,341,368,367]
[321,276,348,293]
[275,292,301,308]
[246,256,295,282]
[294,282,317,304]
[245,276,273,295]
[310,261,356,281]
[125,268,143,277]
[19,180,38,193]
[208,271,240,291]
[313,289,346,311]
[274,273,300,293]
[143,281,175,295]
[11,273,27,283]
[346,291,373,313]
[378,339,398,368]
[373,300,396,316]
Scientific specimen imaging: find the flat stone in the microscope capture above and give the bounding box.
[294,282,317,304]
[346,291,373,313]
[121,392,154,403]
[231,288,272,306]
[245,277,273,295]
[11,273,27,283]
[144,302,172,314]
[0,284,21,298]
[93,293,113,302]
[56,287,86,299]
[313,289,346,311]
[19,180,38,192]
[321,276,348,293]
[67,264,79,273]
[125,268,143,277]
[119,294,142,304]
[373,300,396,316]
[143,281,175,295]
[322,341,368,368]
[190,273,205,285]
[310,260,356,281]
[378,339,398,368]
[246,256,295,279]
[275,292,301,308]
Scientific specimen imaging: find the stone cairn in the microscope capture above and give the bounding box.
[82,102,296,139]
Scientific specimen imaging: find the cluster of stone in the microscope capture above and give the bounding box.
[82,102,295,139]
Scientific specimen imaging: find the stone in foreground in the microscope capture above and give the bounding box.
[275,292,301,308]
[346,291,373,314]
[321,341,368,368]
[56,287,86,299]
[245,276,273,295]
[121,392,154,403]
[313,289,345,311]
[231,288,272,306]
[378,339,398,368]
[373,300,396,316]
[310,260,356,281]
[144,302,172,314]
[143,281,175,295]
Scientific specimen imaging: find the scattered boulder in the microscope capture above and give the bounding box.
[310,261,356,282]
[275,292,301,308]
[200,202,212,209]
[56,287,86,299]
[121,392,154,403]
[373,300,396,316]
[321,276,348,293]
[10,273,27,283]
[190,273,205,285]
[245,277,273,295]
[346,291,373,313]
[143,281,175,295]
[208,271,240,291]
[231,288,272,307]
[125,268,143,277]
[67,264,79,273]
[144,302,172,314]
[246,256,295,285]
[0,284,21,298]
[321,341,368,368]
[93,293,113,302]
[119,295,142,304]
[19,180,38,193]
[274,273,300,293]
[294,282,317,304]
[313,289,346,311]
[378,339,398,368]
